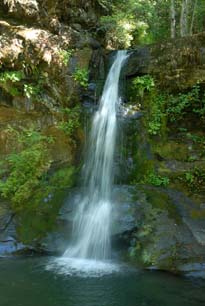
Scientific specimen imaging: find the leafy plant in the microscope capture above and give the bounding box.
[0,70,24,96]
[145,84,205,136]
[24,84,40,98]
[147,94,166,136]
[0,70,44,99]
[58,106,81,136]
[58,49,72,66]
[73,68,89,88]
[182,167,205,191]
[132,75,155,98]
[186,133,205,145]
[100,13,137,49]
[0,128,53,211]
[142,172,170,187]
[166,84,201,122]
[0,70,24,83]
[193,91,205,119]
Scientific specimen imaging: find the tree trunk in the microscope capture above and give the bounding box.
[170,0,176,38]
[190,0,197,35]
[180,0,189,37]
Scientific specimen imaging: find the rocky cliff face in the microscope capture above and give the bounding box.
[0,0,105,255]
[0,0,105,161]
[125,32,205,90]
[117,33,205,276]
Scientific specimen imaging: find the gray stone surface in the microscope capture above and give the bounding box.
[0,200,26,256]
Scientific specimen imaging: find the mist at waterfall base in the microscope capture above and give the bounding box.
[46,51,128,277]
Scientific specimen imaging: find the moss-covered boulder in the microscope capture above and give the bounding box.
[125,185,205,273]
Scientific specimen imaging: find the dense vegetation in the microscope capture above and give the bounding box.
[99,0,205,48]
[127,74,205,194]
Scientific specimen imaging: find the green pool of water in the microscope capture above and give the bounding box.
[0,257,205,306]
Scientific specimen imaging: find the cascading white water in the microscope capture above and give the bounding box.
[64,51,128,261]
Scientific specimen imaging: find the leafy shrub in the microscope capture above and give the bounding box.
[0,70,24,96]
[0,70,44,98]
[142,172,170,187]
[0,70,24,83]
[132,75,155,98]
[58,49,72,66]
[144,83,204,136]
[131,75,165,136]
[100,13,137,49]
[166,84,201,122]
[186,132,205,145]
[148,94,166,135]
[73,68,89,88]
[24,84,41,98]
[0,127,53,211]
[193,92,205,119]
[58,106,81,136]
[182,167,205,191]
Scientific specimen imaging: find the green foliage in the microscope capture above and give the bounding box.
[9,87,21,97]
[148,94,166,136]
[142,172,170,187]
[100,13,137,49]
[99,0,205,48]
[182,167,205,191]
[99,0,156,48]
[0,128,53,211]
[130,76,160,135]
[193,92,205,119]
[49,167,76,188]
[16,165,76,243]
[0,125,76,242]
[58,106,81,136]
[58,49,72,66]
[186,132,205,146]
[132,75,155,98]
[166,84,201,122]
[141,83,205,136]
[0,69,44,99]
[97,0,112,8]
[24,84,40,98]
[0,70,24,96]
[130,76,166,136]
[73,68,89,88]
[0,70,24,83]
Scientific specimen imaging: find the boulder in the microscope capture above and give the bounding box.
[127,185,205,273]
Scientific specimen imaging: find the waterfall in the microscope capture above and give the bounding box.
[64,51,128,261]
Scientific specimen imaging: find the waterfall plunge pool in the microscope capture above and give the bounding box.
[0,257,205,306]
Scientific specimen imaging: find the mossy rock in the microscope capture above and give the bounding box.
[17,189,67,244]
[16,165,77,245]
[140,186,181,223]
[152,141,190,161]
[129,185,205,271]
